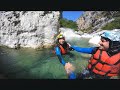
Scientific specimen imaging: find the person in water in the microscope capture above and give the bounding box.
[54,34,76,79]
[54,33,74,65]
[54,33,76,79]
[64,31,120,79]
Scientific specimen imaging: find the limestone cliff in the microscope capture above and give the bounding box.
[76,11,120,33]
[0,11,60,49]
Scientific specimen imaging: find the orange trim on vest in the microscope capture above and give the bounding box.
[53,44,69,55]
[59,45,68,55]
[88,49,120,77]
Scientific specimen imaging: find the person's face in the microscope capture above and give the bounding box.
[58,38,65,45]
[99,38,109,50]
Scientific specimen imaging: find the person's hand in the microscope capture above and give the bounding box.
[65,62,75,74]
[67,43,71,47]
[67,43,74,51]
[69,47,74,51]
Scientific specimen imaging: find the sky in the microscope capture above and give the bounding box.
[62,11,84,22]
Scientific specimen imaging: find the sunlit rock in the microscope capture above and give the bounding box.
[0,11,60,49]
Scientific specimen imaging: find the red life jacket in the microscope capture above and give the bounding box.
[52,44,70,55]
[58,44,69,55]
[88,49,120,77]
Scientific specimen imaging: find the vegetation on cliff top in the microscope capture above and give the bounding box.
[102,17,120,30]
[60,18,78,31]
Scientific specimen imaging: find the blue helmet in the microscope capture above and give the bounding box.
[101,31,120,42]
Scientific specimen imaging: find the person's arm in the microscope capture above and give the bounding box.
[67,43,74,51]
[71,46,96,54]
[55,47,66,66]
[55,47,76,79]
[68,72,76,79]
[65,62,76,79]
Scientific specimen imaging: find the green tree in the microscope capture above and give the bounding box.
[102,17,120,30]
[60,18,78,31]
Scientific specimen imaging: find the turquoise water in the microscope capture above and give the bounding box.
[0,38,92,79]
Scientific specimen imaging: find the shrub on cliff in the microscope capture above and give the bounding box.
[60,18,78,31]
[102,17,120,30]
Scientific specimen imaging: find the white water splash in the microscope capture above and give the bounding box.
[59,28,81,41]
[89,36,101,47]
[59,28,120,47]
[89,29,120,47]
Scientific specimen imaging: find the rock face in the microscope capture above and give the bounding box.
[0,11,60,49]
[76,11,120,33]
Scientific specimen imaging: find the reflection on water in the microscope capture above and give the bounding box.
[0,38,91,79]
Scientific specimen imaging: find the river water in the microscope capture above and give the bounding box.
[0,38,92,79]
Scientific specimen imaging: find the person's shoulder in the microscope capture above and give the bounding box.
[54,44,60,47]
[55,44,61,49]
[117,52,120,56]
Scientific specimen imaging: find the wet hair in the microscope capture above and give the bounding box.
[62,41,68,50]
[101,36,111,42]
[56,37,65,44]
[107,41,120,56]
[101,36,114,48]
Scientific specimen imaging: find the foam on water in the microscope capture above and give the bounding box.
[59,28,81,41]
